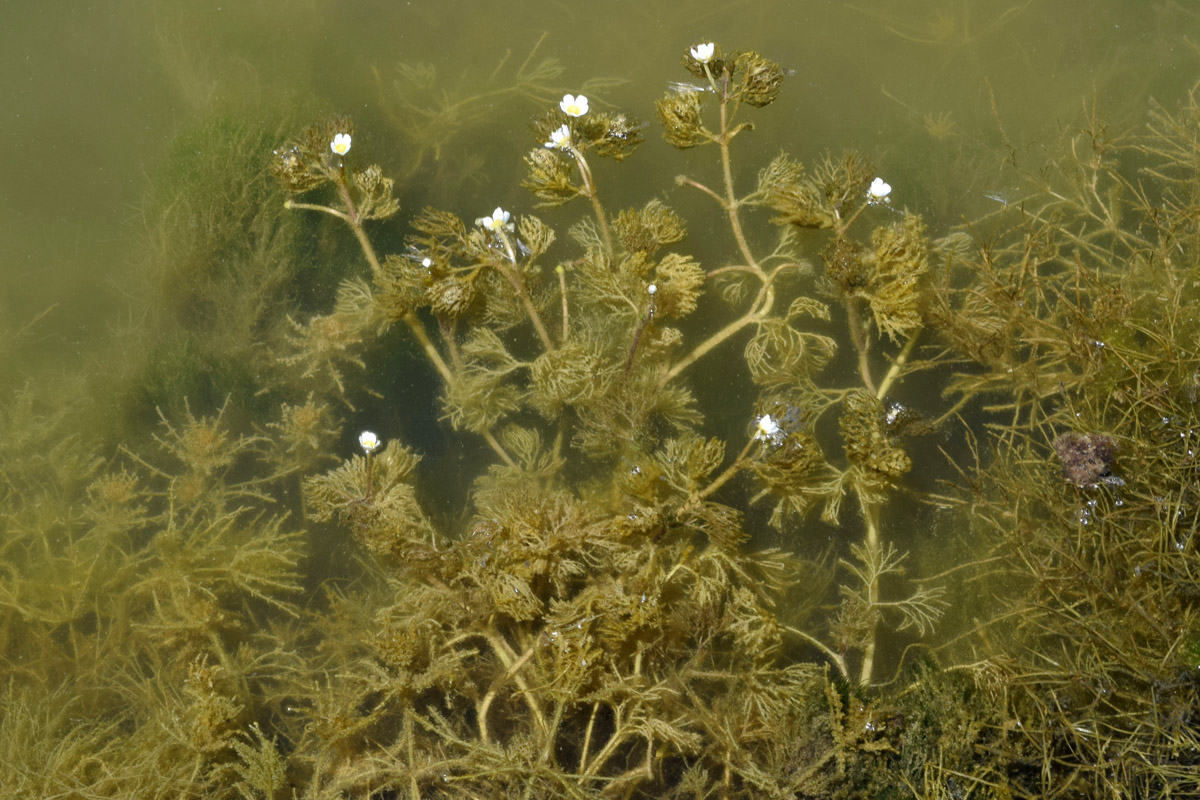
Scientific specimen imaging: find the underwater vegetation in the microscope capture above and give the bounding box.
[372,32,629,194]
[5,34,1200,799]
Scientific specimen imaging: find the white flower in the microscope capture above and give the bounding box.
[477,207,514,233]
[560,94,589,118]
[330,133,352,156]
[544,124,571,150]
[868,177,892,202]
[690,42,715,63]
[359,430,380,453]
[753,414,782,443]
[421,257,432,268]
[647,283,658,296]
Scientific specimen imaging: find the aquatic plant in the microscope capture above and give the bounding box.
[7,31,1200,800]
[373,32,628,193]
[262,39,960,796]
[926,85,1200,797]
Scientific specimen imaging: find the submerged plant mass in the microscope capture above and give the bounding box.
[6,37,1200,800]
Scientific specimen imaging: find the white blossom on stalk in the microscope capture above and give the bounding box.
[690,42,715,63]
[560,94,589,117]
[753,414,783,445]
[476,207,514,233]
[545,124,571,150]
[330,133,352,156]
[868,177,892,203]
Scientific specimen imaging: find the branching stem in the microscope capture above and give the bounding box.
[480,634,545,744]
[717,89,760,277]
[669,72,778,383]
[783,624,849,679]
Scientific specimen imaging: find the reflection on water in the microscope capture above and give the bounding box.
[4,1,1200,795]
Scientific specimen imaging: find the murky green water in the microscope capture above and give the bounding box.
[3,2,1200,797]
[2,0,1188,359]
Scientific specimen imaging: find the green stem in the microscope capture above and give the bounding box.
[492,250,554,351]
[569,147,614,261]
[854,334,925,687]
[493,226,518,264]
[701,61,720,96]
[284,199,347,221]
[363,451,374,500]
[678,176,724,205]
[695,436,755,501]
[556,264,570,344]
[400,312,454,386]
[717,91,760,277]
[578,702,600,774]
[284,190,381,282]
[481,634,546,741]
[876,329,921,400]
[665,309,761,383]
[583,713,629,777]
[858,497,881,685]
[783,624,848,679]
[331,169,386,283]
[845,298,877,395]
[483,430,517,469]
[835,194,872,237]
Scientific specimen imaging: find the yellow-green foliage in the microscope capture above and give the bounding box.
[840,389,912,496]
[11,35,1200,800]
